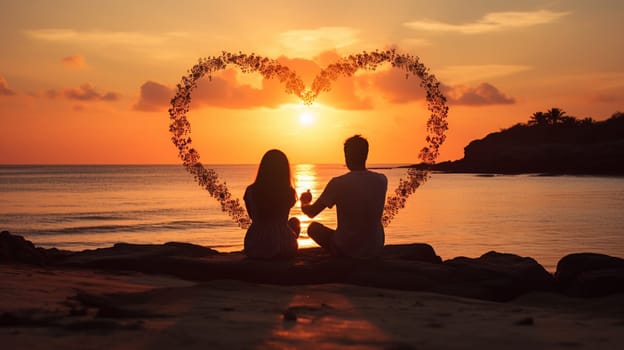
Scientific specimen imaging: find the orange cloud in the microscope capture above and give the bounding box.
[134,52,515,111]
[366,68,427,103]
[308,50,373,109]
[134,81,172,111]
[62,55,88,69]
[133,52,377,111]
[445,83,515,105]
[192,68,292,109]
[50,83,120,102]
[589,93,621,103]
[194,63,374,110]
[360,69,515,106]
[404,10,570,34]
[134,70,294,112]
[45,89,58,98]
[315,76,374,110]
[0,76,16,96]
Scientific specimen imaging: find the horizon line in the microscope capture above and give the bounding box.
[0,162,417,167]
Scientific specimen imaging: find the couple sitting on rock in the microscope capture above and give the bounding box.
[243,135,388,260]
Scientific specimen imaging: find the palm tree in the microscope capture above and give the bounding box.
[528,111,548,126]
[545,107,567,126]
[560,116,579,126]
[580,117,594,126]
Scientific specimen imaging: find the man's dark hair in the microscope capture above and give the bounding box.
[344,135,368,170]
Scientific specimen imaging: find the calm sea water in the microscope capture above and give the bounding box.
[1,165,623,271]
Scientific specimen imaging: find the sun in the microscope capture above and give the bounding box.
[299,110,315,126]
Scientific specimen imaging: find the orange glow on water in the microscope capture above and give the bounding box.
[293,163,318,242]
[292,163,337,248]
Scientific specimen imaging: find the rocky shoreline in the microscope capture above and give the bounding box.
[416,111,624,176]
[2,231,623,301]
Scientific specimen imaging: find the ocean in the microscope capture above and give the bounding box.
[1,164,623,271]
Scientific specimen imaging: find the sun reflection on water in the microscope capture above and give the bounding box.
[292,164,330,249]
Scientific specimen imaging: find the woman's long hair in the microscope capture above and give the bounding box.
[252,149,295,211]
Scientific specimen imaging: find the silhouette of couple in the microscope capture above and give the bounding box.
[244,135,388,260]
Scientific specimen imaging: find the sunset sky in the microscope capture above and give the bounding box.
[1,0,622,165]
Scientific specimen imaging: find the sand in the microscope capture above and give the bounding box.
[1,264,623,349]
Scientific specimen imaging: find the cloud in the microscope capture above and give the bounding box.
[25,29,189,61]
[404,10,570,34]
[0,76,16,96]
[133,51,516,111]
[436,64,532,84]
[366,68,427,103]
[134,52,373,111]
[59,83,120,102]
[62,55,88,69]
[314,74,374,110]
[192,68,293,109]
[134,81,172,111]
[588,93,621,103]
[306,53,515,108]
[25,29,187,46]
[445,83,515,105]
[286,51,373,110]
[45,89,58,98]
[133,70,292,112]
[276,27,359,57]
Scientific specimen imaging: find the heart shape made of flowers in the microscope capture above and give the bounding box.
[169,49,448,229]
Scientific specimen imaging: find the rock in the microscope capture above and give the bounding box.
[58,246,554,301]
[382,243,442,263]
[62,241,219,270]
[346,258,452,291]
[38,247,72,264]
[441,251,555,301]
[555,253,624,297]
[0,231,45,265]
[6,231,624,301]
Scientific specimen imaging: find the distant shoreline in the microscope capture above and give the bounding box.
[419,111,624,176]
[406,164,624,177]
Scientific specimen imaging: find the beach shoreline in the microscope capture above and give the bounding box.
[2,231,624,348]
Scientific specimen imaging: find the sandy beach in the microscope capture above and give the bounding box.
[2,258,623,349]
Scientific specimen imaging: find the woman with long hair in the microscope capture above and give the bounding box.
[243,149,300,259]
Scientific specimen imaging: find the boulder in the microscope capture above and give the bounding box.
[381,243,442,263]
[0,231,45,265]
[555,253,624,297]
[441,251,555,301]
[60,241,219,272]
